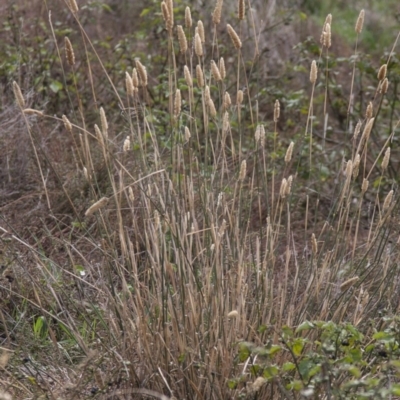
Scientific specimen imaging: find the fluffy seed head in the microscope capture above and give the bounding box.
[184,65,192,87]
[23,108,43,116]
[62,115,72,132]
[184,126,191,141]
[185,6,192,28]
[174,89,181,118]
[125,72,134,97]
[135,60,148,86]
[85,197,109,217]
[285,142,294,163]
[177,25,187,52]
[323,22,331,48]
[341,276,359,291]
[286,175,293,196]
[197,20,205,43]
[377,64,387,81]
[353,120,362,141]
[251,377,266,393]
[310,60,318,84]
[383,190,394,211]
[166,0,174,27]
[355,9,365,34]
[259,124,265,147]
[238,0,245,20]
[224,91,231,108]
[255,124,261,143]
[212,0,223,25]
[382,147,390,171]
[204,85,211,104]
[65,37,75,66]
[311,233,318,254]
[239,159,247,181]
[100,107,108,138]
[194,32,203,57]
[208,98,217,117]
[352,154,360,178]
[227,310,239,318]
[196,64,204,87]
[161,1,171,30]
[362,117,374,145]
[132,68,139,88]
[345,159,353,178]
[320,14,332,44]
[237,89,244,104]
[361,178,369,194]
[274,99,280,122]
[219,57,226,79]
[227,24,242,49]
[280,178,288,199]
[123,136,131,152]
[210,60,222,81]
[380,78,389,94]
[12,81,25,107]
[68,0,79,13]
[223,112,230,133]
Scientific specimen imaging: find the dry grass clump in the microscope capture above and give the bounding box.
[1,1,400,399]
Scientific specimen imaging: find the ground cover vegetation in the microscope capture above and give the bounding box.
[2,0,400,398]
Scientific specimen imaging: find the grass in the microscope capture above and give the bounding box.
[2,0,400,399]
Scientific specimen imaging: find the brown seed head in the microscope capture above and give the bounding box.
[161,2,171,30]
[23,108,43,116]
[323,22,331,48]
[365,101,373,119]
[65,37,75,66]
[353,120,362,141]
[12,81,25,108]
[208,98,217,117]
[352,154,360,179]
[285,142,294,163]
[68,0,79,13]
[320,14,332,44]
[100,107,108,138]
[340,276,359,291]
[355,9,365,34]
[132,68,139,89]
[174,89,181,118]
[224,91,231,108]
[238,0,245,20]
[166,0,174,27]
[210,60,222,81]
[223,111,230,133]
[377,64,387,81]
[123,136,131,152]
[280,178,288,199]
[237,89,243,104]
[380,78,389,94]
[310,60,318,84]
[185,6,192,28]
[184,126,191,141]
[85,197,109,217]
[227,24,242,49]
[383,189,394,211]
[125,72,134,97]
[212,0,223,24]
[361,178,369,194]
[239,159,247,181]
[311,233,318,254]
[177,25,188,53]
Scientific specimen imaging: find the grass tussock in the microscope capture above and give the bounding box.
[2,1,400,399]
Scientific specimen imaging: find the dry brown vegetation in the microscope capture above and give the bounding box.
[2,1,400,399]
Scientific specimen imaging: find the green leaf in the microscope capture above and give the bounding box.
[292,338,304,356]
[263,365,279,379]
[227,379,237,390]
[282,325,294,338]
[296,321,315,333]
[49,80,63,93]
[282,362,296,372]
[268,345,282,357]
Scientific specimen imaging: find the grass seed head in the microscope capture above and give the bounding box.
[184,65,193,87]
[132,68,139,88]
[65,37,75,66]
[365,101,373,119]
[85,197,109,217]
[194,32,203,57]
[310,60,318,84]
[123,136,131,152]
[177,25,187,53]
[238,0,245,20]
[286,175,293,196]
[320,14,332,44]
[383,190,394,211]
[227,310,239,318]
[100,107,108,138]
[211,60,222,81]
[212,0,223,24]
[280,178,288,198]
[362,178,369,194]
[224,91,231,108]
[377,64,387,81]
[12,81,25,108]
[219,57,226,79]
[353,120,362,141]
[239,159,247,181]
[185,6,192,28]
[174,89,181,118]
[251,377,266,393]
[274,99,280,122]
[355,9,365,34]
[166,0,174,27]
[223,111,230,133]
[62,115,72,132]
[323,22,331,48]
[285,142,294,163]
[196,64,204,87]
[353,154,361,178]
[23,108,43,116]
[184,126,191,141]
[237,89,244,104]
[208,98,217,117]
[197,20,205,43]
[227,24,242,49]
[135,60,148,86]
[125,72,134,96]
[382,147,390,171]
[68,0,79,13]
[341,276,359,291]
[311,233,318,254]
[380,78,389,94]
